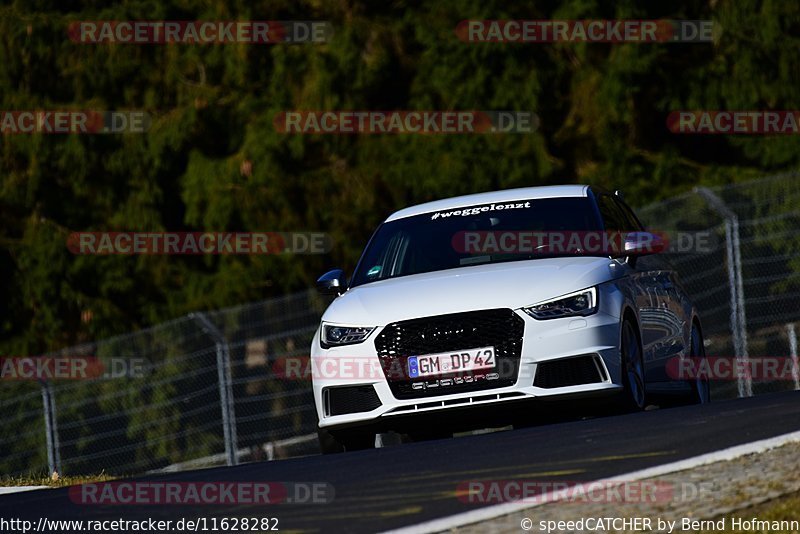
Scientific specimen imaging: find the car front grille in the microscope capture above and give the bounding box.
[374,309,525,399]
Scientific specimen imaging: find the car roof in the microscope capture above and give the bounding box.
[385,185,591,222]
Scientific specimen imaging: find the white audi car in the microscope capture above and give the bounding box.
[312,185,709,453]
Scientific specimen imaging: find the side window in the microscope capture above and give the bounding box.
[615,199,644,231]
[374,232,409,279]
[597,195,628,231]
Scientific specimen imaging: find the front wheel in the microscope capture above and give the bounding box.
[620,319,647,411]
[318,426,375,454]
[688,323,711,404]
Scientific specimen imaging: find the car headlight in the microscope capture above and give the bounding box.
[321,324,375,348]
[523,287,598,320]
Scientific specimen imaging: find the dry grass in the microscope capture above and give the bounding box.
[0,471,116,488]
[699,491,800,533]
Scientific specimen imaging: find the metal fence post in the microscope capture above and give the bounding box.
[788,323,799,391]
[695,187,752,397]
[731,216,749,385]
[191,313,239,466]
[40,380,62,474]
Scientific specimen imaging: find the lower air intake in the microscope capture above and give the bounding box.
[533,356,606,389]
[324,385,382,416]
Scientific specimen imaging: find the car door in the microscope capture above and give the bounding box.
[598,194,666,383]
[614,196,677,382]
[659,269,691,360]
[597,194,663,381]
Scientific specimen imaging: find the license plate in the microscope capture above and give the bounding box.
[408,347,496,378]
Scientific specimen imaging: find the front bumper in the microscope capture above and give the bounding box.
[313,296,624,430]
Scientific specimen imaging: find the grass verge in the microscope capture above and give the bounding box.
[0,472,115,488]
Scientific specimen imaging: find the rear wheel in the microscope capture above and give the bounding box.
[620,319,647,411]
[688,323,711,404]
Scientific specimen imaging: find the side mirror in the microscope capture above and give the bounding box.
[620,231,666,257]
[316,269,347,296]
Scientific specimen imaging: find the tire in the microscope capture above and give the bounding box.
[620,318,647,411]
[318,427,375,454]
[318,427,345,454]
[688,322,711,404]
[405,427,452,443]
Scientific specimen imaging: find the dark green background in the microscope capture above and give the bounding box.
[1,0,798,354]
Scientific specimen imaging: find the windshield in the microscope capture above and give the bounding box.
[351,196,602,287]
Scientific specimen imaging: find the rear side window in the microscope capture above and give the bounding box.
[597,195,628,231]
[616,199,644,231]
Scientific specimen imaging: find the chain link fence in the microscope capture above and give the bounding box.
[1,290,330,477]
[638,172,800,400]
[2,174,799,477]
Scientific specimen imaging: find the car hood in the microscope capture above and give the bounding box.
[322,256,624,326]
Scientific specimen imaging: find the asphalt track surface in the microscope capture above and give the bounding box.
[2,390,800,533]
